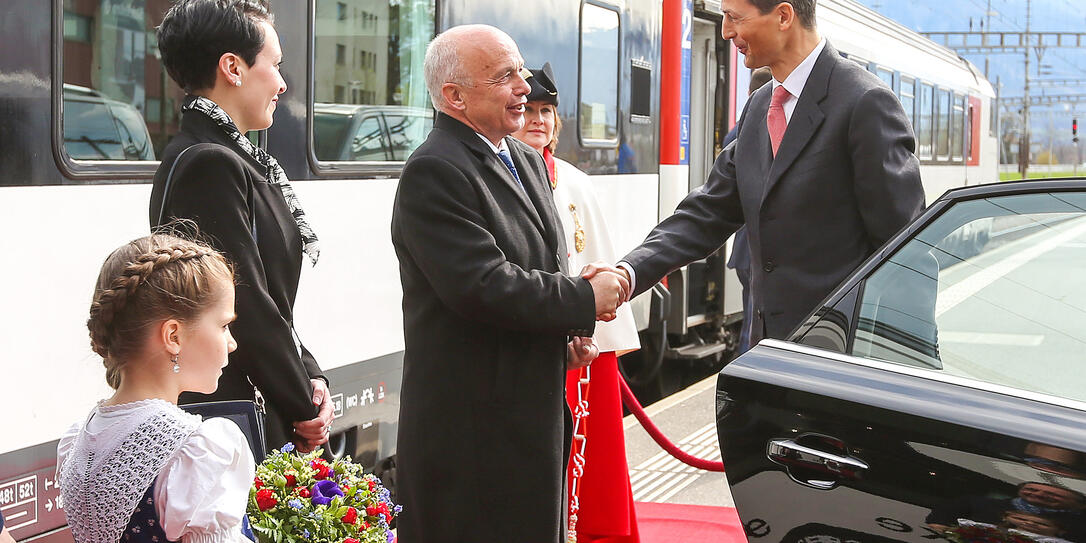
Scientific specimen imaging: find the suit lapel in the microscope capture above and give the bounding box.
[435,114,547,236]
[762,43,836,204]
[481,149,546,234]
[507,139,564,268]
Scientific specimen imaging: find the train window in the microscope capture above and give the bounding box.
[875,67,895,92]
[951,93,965,162]
[917,83,934,160]
[936,88,951,160]
[60,1,177,163]
[899,76,916,150]
[312,0,435,164]
[630,60,652,120]
[579,2,620,144]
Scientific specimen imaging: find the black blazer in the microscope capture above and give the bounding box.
[390,113,596,542]
[149,110,323,452]
[624,41,925,342]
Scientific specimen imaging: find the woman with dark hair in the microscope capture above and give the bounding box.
[149,0,332,454]
[512,63,642,543]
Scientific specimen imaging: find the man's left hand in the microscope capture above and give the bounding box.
[293,378,335,452]
[567,336,599,370]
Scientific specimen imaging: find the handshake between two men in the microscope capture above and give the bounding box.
[566,262,631,371]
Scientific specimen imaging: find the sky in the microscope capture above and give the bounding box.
[853,0,1086,158]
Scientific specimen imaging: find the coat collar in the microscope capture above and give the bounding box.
[761,41,838,204]
[179,109,266,174]
[432,113,552,247]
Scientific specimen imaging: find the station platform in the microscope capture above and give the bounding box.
[623,375,746,542]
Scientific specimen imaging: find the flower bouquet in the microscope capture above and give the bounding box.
[248,443,400,543]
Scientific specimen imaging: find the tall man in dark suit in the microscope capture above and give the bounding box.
[618,0,924,344]
[391,24,630,543]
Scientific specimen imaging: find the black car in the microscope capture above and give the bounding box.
[717,178,1086,543]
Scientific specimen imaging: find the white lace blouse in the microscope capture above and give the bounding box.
[57,399,255,543]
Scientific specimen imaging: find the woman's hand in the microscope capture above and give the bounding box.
[293,378,336,452]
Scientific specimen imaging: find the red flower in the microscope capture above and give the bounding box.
[285,474,296,487]
[341,507,358,525]
[343,539,359,543]
[298,487,311,498]
[367,480,376,492]
[311,460,331,480]
[254,477,264,489]
[341,484,350,494]
[360,521,369,530]
[255,488,278,511]
[366,505,379,517]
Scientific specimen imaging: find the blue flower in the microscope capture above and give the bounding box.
[386,531,395,543]
[393,505,403,514]
[310,479,344,506]
[288,499,303,509]
[302,530,310,539]
[280,442,295,453]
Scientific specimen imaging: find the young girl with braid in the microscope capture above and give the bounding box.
[57,234,256,543]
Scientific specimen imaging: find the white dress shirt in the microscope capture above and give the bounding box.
[772,37,827,123]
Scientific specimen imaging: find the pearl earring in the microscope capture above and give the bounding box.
[171,354,180,373]
[234,79,242,87]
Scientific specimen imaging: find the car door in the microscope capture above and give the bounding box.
[717,180,1086,543]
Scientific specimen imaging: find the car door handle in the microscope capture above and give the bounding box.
[767,438,869,490]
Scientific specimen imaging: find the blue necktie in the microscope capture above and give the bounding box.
[497,149,525,191]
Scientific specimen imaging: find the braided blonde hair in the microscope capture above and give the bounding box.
[87,233,234,389]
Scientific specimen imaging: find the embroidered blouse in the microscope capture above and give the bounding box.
[57,399,255,543]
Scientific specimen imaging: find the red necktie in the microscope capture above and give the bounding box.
[768,85,791,157]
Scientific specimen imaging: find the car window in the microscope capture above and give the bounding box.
[64,97,126,160]
[350,116,387,161]
[841,192,1086,401]
[383,113,432,161]
[111,102,155,160]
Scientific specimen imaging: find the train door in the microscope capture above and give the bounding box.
[664,15,743,352]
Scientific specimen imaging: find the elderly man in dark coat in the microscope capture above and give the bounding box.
[390,24,630,543]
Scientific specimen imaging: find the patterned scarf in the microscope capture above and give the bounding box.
[182,95,320,265]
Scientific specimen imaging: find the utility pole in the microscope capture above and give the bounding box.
[1020,0,1031,178]
[985,0,992,77]
[923,20,1086,179]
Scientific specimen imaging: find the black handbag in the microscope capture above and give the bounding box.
[181,400,267,462]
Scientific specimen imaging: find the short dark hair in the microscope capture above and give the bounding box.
[750,0,816,30]
[157,0,273,93]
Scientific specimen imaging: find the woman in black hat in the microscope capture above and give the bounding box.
[513,63,642,543]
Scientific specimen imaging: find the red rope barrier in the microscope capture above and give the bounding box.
[619,376,725,473]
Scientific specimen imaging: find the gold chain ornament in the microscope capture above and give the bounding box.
[569,204,586,254]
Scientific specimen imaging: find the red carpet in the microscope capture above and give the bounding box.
[634,502,746,542]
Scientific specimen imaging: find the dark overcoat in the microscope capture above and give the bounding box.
[391,113,597,542]
[624,41,925,342]
[149,110,324,452]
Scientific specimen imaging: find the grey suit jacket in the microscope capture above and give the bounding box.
[391,113,596,542]
[624,41,924,342]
